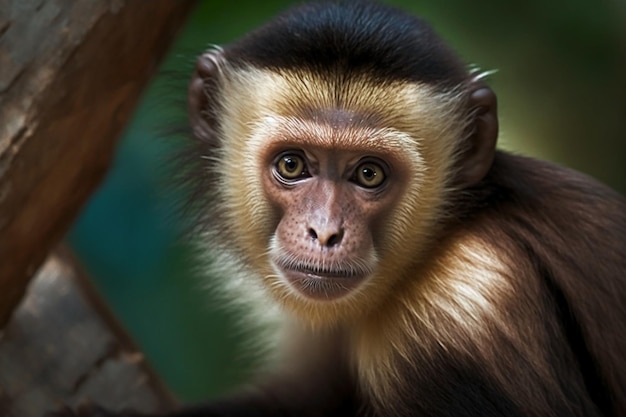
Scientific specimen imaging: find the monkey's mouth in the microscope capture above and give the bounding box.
[295,265,359,279]
[273,260,370,301]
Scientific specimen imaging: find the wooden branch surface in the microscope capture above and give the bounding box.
[0,0,195,325]
[0,245,177,416]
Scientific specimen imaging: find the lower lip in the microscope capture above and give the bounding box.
[280,268,365,301]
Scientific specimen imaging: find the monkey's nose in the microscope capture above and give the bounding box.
[308,227,344,247]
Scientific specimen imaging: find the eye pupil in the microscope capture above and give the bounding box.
[284,157,298,172]
[361,167,376,180]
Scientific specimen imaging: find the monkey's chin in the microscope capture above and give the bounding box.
[279,267,365,301]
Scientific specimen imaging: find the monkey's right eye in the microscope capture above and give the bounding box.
[275,153,308,181]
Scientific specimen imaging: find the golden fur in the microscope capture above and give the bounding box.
[210,64,472,328]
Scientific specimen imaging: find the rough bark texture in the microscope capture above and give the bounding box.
[0,0,195,325]
[0,245,177,416]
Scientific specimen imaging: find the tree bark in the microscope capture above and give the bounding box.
[0,0,196,325]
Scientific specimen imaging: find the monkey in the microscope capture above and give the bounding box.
[49,1,626,416]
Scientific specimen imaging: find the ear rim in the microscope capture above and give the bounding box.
[188,47,225,143]
[456,83,499,187]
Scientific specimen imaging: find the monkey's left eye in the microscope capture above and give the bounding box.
[275,153,308,181]
[353,160,386,188]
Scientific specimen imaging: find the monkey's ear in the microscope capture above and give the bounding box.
[188,48,225,142]
[457,84,498,186]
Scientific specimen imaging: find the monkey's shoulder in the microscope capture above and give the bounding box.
[477,151,626,235]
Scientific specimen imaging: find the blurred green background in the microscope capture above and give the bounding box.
[67,0,626,403]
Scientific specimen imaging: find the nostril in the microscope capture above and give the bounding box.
[326,230,344,247]
[308,228,318,240]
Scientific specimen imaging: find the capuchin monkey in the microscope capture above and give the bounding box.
[51,1,626,416]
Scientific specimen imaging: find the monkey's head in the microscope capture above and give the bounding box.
[187,2,497,326]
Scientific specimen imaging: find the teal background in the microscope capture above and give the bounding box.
[68,0,626,403]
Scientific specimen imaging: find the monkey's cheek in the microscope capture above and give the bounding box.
[280,268,365,301]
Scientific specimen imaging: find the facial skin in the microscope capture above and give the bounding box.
[261,118,411,300]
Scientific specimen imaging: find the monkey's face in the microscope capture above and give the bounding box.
[259,126,411,301]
